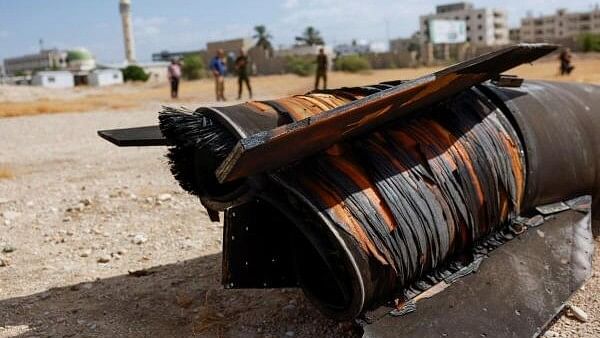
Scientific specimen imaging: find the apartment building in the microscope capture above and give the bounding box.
[520,8,600,42]
[419,2,509,46]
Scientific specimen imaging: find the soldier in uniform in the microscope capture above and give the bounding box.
[235,49,253,99]
[315,48,328,90]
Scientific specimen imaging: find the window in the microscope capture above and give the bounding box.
[467,25,470,31]
[113,74,119,79]
[466,16,470,20]
[478,24,482,30]
[478,14,482,19]
[478,36,483,41]
[47,76,55,83]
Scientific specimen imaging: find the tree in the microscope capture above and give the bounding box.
[335,55,371,73]
[182,55,205,80]
[122,65,149,82]
[578,33,600,52]
[295,26,324,46]
[253,25,273,52]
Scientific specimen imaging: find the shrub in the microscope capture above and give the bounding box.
[182,55,205,80]
[122,65,149,82]
[285,56,315,76]
[578,33,600,52]
[335,55,371,73]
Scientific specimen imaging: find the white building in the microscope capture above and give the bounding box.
[31,71,74,88]
[519,8,600,43]
[419,2,509,46]
[88,69,123,87]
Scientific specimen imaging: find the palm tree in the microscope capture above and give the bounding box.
[253,25,273,53]
[295,26,324,46]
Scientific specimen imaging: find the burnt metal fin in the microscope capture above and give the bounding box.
[97,125,168,147]
[216,43,558,183]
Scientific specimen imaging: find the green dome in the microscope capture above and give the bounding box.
[67,48,94,61]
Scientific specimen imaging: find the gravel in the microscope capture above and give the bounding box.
[0,109,598,337]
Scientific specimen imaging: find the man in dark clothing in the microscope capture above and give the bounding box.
[235,49,252,99]
[167,58,181,99]
[559,48,574,76]
[315,48,328,90]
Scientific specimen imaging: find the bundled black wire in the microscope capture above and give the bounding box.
[158,107,238,200]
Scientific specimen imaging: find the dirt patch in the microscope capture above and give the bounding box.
[0,166,14,180]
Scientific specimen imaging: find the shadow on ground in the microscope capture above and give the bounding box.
[0,253,359,337]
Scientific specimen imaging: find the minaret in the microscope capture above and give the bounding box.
[119,0,136,63]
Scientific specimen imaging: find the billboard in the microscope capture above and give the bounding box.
[428,19,467,44]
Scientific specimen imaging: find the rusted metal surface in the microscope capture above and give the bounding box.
[267,86,526,319]
[216,44,557,183]
[363,208,594,338]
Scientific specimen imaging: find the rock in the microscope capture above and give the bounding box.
[0,258,9,267]
[97,255,111,263]
[285,331,295,337]
[1,211,20,221]
[283,304,296,311]
[132,234,147,245]
[544,330,559,337]
[80,249,92,257]
[566,304,589,322]
[80,198,92,206]
[0,197,11,204]
[157,193,172,202]
[2,245,16,253]
[117,249,127,255]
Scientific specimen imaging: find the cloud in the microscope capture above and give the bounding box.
[273,0,431,44]
[133,16,167,38]
[282,0,299,9]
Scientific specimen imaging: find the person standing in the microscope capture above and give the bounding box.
[210,49,227,101]
[559,48,574,76]
[315,47,328,90]
[167,58,181,99]
[235,49,253,100]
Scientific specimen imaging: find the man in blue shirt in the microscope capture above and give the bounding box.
[210,49,227,101]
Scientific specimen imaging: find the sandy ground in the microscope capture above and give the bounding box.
[1,59,600,337]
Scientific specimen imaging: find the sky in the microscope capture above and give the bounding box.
[0,0,597,63]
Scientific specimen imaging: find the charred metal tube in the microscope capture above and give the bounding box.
[482,81,600,234]
[159,80,600,320]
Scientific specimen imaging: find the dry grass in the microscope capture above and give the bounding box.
[0,166,15,180]
[1,57,599,118]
